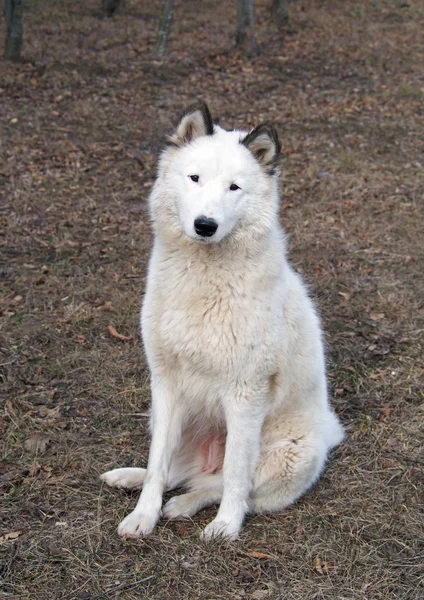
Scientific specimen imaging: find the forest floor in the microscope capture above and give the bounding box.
[0,0,423,598]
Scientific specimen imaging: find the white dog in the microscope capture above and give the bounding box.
[101,101,344,540]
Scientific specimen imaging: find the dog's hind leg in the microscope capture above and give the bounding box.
[100,446,201,493]
[163,473,223,520]
[250,436,328,514]
[100,467,146,490]
[100,432,206,494]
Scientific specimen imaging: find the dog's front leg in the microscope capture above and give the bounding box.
[202,391,264,541]
[117,378,182,538]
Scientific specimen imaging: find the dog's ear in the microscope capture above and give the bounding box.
[241,124,281,175]
[168,101,214,147]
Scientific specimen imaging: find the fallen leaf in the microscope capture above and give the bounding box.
[108,324,132,342]
[96,301,112,311]
[0,531,22,544]
[314,556,335,575]
[379,406,394,420]
[381,459,397,469]
[75,334,88,345]
[246,551,276,560]
[370,312,385,321]
[338,291,350,301]
[177,526,190,537]
[37,406,61,420]
[24,433,52,455]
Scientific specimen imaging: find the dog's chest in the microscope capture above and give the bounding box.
[161,282,244,364]
[153,261,254,374]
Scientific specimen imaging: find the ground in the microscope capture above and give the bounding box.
[0,0,423,598]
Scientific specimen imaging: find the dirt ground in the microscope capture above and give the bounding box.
[1,0,423,598]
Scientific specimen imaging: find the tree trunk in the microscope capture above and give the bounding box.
[272,0,289,28]
[154,0,174,59]
[102,0,121,17]
[236,0,256,55]
[4,0,23,61]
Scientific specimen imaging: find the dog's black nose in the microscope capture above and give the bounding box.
[194,216,218,237]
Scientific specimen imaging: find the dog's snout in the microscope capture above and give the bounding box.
[194,216,218,238]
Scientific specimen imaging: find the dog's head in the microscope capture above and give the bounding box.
[149,101,281,246]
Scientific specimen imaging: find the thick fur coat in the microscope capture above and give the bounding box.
[101,102,344,540]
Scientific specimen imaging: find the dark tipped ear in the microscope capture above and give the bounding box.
[241,124,281,175]
[168,101,214,147]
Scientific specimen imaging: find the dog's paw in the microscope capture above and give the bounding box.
[100,468,146,490]
[201,518,240,541]
[163,494,196,520]
[117,509,159,538]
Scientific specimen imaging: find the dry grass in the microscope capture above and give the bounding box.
[1,0,423,598]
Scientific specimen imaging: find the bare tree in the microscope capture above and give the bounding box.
[236,0,256,55]
[102,0,121,18]
[272,0,289,28]
[154,0,174,59]
[4,0,23,61]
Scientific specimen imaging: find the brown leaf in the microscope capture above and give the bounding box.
[24,433,51,455]
[370,312,385,321]
[37,405,61,420]
[314,556,335,575]
[381,459,396,469]
[246,551,276,560]
[322,562,335,574]
[338,291,350,301]
[108,324,132,342]
[0,531,22,544]
[96,301,113,311]
[379,406,394,420]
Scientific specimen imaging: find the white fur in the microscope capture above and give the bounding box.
[101,106,344,540]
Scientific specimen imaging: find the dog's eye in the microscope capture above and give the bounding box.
[229,183,240,191]
[189,175,199,183]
